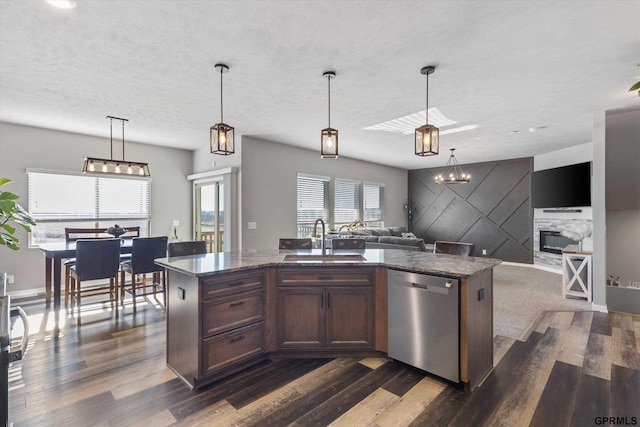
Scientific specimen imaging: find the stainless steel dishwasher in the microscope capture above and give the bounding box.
[388,269,459,382]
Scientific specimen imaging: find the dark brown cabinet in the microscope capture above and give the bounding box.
[276,267,374,351]
[166,268,266,389]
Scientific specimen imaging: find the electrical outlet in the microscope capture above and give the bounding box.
[248,222,257,230]
[482,249,487,255]
[172,220,180,227]
[7,275,14,284]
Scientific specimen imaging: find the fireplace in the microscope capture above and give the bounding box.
[539,230,578,254]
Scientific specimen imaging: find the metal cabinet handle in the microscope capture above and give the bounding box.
[327,293,330,308]
[445,280,453,288]
[229,301,245,307]
[230,335,245,343]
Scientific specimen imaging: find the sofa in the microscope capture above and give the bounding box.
[326,226,429,252]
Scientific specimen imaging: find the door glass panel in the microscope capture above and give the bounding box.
[196,181,224,253]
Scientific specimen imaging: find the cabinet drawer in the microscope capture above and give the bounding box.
[203,290,264,337]
[278,267,374,286]
[201,322,264,376]
[201,270,264,300]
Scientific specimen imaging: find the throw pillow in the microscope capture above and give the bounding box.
[401,232,417,239]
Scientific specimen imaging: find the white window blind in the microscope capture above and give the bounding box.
[297,174,329,224]
[363,182,384,222]
[28,170,151,246]
[334,179,360,225]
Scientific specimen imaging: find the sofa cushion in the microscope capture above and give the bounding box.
[368,228,391,237]
[378,236,427,251]
[350,229,373,236]
[387,226,407,236]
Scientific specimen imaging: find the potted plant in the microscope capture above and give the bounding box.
[1,178,36,251]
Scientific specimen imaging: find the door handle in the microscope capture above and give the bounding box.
[229,301,245,307]
[9,306,29,362]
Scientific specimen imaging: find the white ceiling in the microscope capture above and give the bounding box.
[1,0,639,169]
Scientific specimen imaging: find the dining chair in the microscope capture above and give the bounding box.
[120,236,168,312]
[331,238,366,250]
[434,241,476,257]
[278,238,313,249]
[168,240,207,257]
[69,239,121,318]
[64,227,111,307]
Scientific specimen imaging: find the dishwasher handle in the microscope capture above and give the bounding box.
[411,281,454,295]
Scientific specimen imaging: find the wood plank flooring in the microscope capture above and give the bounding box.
[7,297,640,426]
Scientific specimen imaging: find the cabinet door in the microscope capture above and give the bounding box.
[277,287,325,349]
[326,286,374,349]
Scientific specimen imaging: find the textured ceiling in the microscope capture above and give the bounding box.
[1,0,639,169]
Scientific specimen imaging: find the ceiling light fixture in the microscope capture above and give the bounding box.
[415,66,439,157]
[321,71,338,159]
[82,116,150,177]
[210,63,235,155]
[435,148,470,184]
[46,0,77,9]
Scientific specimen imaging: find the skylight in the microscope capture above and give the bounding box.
[364,108,477,136]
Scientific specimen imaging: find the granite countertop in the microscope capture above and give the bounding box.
[155,249,502,279]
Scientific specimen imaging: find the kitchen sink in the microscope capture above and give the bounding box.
[282,253,366,262]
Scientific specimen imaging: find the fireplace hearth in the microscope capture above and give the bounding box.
[539,230,578,254]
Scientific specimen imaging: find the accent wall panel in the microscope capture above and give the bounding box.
[409,157,533,263]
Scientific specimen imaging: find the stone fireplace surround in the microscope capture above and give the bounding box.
[533,207,593,269]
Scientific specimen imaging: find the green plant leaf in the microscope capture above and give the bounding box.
[0,191,19,201]
[0,178,12,186]
[1,223,16,234]
[629,81,640,91]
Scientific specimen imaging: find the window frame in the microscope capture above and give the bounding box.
[27,168,151,247]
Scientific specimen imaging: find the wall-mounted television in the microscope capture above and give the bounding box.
[532,162,592,208]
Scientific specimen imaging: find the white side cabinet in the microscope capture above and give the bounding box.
[562,245,592,302]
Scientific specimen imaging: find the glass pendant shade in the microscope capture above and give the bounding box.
[415,124,440,156]
[210,122,235,155]
[321,127,339,158]
[82,116,150,177]
[415,65,439,157]
[434,148,470,184]
[320,71,338,159]
[210,63,235,155]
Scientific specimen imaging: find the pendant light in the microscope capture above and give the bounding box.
[210,63,235,155]
[321,71,338,158]
[82,116,150,176]
[415,65,439,156]
[435,148,470,184]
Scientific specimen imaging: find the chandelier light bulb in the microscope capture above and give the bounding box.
[114,163,121,174]
[102,162,108,173]
[127,164,133,174]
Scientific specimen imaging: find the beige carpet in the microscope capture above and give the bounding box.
[493,263,592,341]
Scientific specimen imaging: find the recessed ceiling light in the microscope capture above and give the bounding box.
[47,0,77,9]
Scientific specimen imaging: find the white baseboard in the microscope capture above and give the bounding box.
[500,261,562,275]
[591,303,608,312]
[7,288,46,300]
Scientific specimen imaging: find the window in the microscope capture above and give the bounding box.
[28,169,151,246]
[296,174,385,235]
[334,179,360,228]
[296,174,329,237]
[363,182,384,227]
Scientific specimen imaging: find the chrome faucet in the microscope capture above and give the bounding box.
[312,218,326,254]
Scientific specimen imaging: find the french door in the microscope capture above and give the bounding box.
[195,180,224,253]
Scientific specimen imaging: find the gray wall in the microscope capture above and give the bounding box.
[409,157,533,263]
[605,108,640,309]
[0,122,193,294]
[240,136,408,251]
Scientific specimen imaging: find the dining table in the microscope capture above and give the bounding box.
[39,239,133,312]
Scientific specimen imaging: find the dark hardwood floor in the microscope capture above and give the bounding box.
[7,296,640,426]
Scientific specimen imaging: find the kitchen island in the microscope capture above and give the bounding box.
[155,249,501,391]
